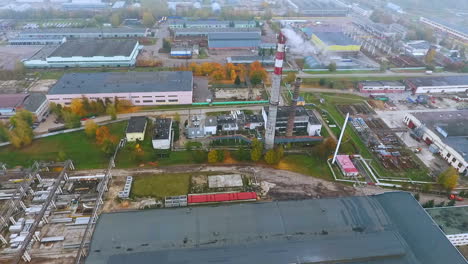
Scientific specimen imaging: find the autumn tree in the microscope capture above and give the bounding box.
[264,149,276,164]
[62,110,81,129]
[96,126,112,145]
[70,98,86,117]
[84,120,98,138]
[142,12,155,27]
[249,61,267,86]
[111,12,122,27]
[208,149,219,163]
[49,102,63,119]
[438,167,459,192]
[234,75,241,85]
[9,110,34,149]
[284,72,297,84]
[328,62,337,72]
[316,138,337,160]
[106,104,117,120]
[425,48,436,65]
[0,122,9,142]
[250,138,263,162]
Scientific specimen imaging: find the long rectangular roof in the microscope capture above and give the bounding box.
[406,76,468,87]
[49,39,138,58]
[314,31,358,46]
[20,27,147,35]
[0,94,28,108]
[86,192,467,264]
[48,72,193,95]
[208,32,260,40]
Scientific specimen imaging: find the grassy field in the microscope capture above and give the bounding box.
[277,154,332,180]
[0,121,127,169]
[132,173,191,198]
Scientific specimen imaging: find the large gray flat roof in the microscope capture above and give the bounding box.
[20,27,147,35]
[412,110,468,157]
[48,72,193,95]
[86,192,466,264]
[406,76,468,87]
[49,39,138,58]
[314,31,358,46]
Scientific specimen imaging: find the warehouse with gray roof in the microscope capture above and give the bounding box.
[23,39,141,68]
[47,71,193,106]
[18,27,149,39]
[85,192,467,264]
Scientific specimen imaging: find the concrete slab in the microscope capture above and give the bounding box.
[208,174,243,188]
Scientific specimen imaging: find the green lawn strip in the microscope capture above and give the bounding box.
[0,121,127,169]
[132,173,191,199]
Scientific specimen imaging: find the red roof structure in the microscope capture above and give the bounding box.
[336,155,359,174]
[188,192,257,204]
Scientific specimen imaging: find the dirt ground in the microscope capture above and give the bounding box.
[457,245,468,260]
[28,79,57,93]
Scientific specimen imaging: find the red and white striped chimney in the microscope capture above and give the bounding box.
[273,32,286,76]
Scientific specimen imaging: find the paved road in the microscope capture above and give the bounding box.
[296,71,468,79]
[301,87,356,94]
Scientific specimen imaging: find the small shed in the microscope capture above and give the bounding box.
[125,116,147,142]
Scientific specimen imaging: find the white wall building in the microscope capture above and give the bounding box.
[403,111,467,174]
[406,76,468,94]
[152,118,172,150]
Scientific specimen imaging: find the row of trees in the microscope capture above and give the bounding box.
[50,97,138,129]
[0,110,35,148]
[84,120,119,155]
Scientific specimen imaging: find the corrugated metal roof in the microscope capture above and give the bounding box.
[86,192,467,264]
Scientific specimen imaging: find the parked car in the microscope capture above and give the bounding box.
[449,194,464,201]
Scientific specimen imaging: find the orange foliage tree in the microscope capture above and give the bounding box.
[70,98,86,117]
[95,126,117,145]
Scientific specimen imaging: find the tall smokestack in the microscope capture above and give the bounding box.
[265,32,286,150]
[286,77,301,137]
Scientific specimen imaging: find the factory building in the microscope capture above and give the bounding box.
[336,155,359,177]
[47,71,193,106]
[8,36,66,46]
[86,192,467,264]
[170,47,192,58]
[169,20,256,29]
[403,40,432,57]
[208,32,261,49]
[23,39,141,68]
[285,0,349,17]
[358,81,406,93]
[427,206,468,246]
[152,118,172,150]
[125,116,147,142]
[262,106,322,136]
[226,56,275,65]
[405,76,468,94]
[173,27,261,38]
[18,27,149,39]
[311,31,361,53]
[420,17,468,44]
[403,110,468,174]
[0,93,49,121]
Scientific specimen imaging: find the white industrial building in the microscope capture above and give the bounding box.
[420,17,468,43]
[24,39,141,68]
[403,40,431,57]
[204,117,217,136]
[152,118,172,150]
[406,76,468,94]
[403,110,467,175]
[358,81,406,93]
[262,106,322,136]
[125,116,147,142]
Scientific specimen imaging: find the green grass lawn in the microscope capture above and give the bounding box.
[278,154,332,180]
[0,121,127,169]
[132,173,191,198]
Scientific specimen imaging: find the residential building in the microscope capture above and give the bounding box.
[208,32,261,49]
[125,116,147,142]
[152,118,172,150]
[47,71,193,106]
[262,106,322,136]
[86,192,468,264]
[403,110,468,174]
[24,39,141,68]
[427,206,468,246]
[405,76,468,94]
[18,27,148,39]
[0,93,49,120]
[336,155,359,177]
[358,81,406,93]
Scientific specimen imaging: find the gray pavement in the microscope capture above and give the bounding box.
[297,71,468,79]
